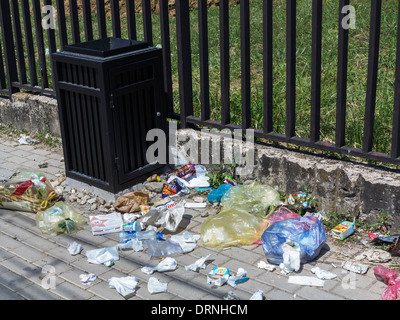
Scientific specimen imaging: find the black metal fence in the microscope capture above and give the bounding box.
[1,0,400,166]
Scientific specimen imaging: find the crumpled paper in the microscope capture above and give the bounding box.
[108,276,139,297]
[114,191,149,213]
[67,241,83,255]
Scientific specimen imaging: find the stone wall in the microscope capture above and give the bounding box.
[0,93,60,136]
[175,128,400,233]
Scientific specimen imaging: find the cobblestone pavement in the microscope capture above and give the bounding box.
[0,134,390,301]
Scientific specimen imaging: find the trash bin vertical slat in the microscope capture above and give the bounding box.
[96,0,108,39]
[142,0,153,47]
[286,0,296,140]
[391,0,400,159]
[111,0,121,38]
[198,0,210,122]
[69,0,81,44]
[241,0,251,130]
[82,0,94,41]
[56,0,68,50]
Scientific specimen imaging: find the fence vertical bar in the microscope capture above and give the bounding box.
[96,0,107,39]
[286,0,296,139]
[32,0,49,89]
[21,0,37,87]
[392,0,400,159]
[82,0,94,41]
[0,0,19,97]
[0,42,7,90]
[220,0,230,125]
[160,0,174,116]
[69,0,81,43]
[44,0,57,89]
[126,0,137,40]
[56,0,68,50]
[335,0,349,148]
[142,0,153,47]
[310,0,323,143]
[198,0,210,121]
[362,0,382,153]
[263,0,273,134]
[11,0,27,85]
[111,0,121,38]
[241,0,251,130]
[175,0,193,128]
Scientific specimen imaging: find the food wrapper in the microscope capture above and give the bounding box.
[161,178,189,198]
[0,168,61,213]
[167,164,196,181]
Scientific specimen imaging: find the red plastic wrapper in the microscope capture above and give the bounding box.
[373,265,400,300]
[167,164,196,181]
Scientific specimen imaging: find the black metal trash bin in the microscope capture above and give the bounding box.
[52,37,167,193]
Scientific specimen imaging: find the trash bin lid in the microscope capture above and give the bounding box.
[64,37,149,58]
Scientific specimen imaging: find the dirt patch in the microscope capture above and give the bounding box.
[64,0,240,17]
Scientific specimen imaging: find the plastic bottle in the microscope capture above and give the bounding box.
[134,222,163,241]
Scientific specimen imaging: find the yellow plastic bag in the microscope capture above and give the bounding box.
[220,182,280,218]
[0,168,61,212]
[36,201,86,236]
[200,207,270,247]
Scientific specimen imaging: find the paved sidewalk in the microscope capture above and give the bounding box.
[0,134,388,301]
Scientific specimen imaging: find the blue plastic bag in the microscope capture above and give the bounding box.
[261,216,327,265]
[207,184,232,202]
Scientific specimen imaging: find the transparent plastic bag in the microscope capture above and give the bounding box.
[220,182,280,218]
[200,207,270,247]
[0,168,61,212]
[142,201,185,232]
[261,216,327,265]
[265,207,300,228]
[35,201,86,236]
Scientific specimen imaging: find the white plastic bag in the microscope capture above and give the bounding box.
[185,254,211,272]
[86,247,119,266]
[148,277,168,294]
[227,268,247,288]
[67,241,83,255]
[117,239,144,252]
[250,290,264,300]
[279,241,301,274]
[170,232,200,253]
[143,202,185,232]
[108,276,139,297]
[311,267,337,280]
[141,257,178,275]
[288,276,325,287]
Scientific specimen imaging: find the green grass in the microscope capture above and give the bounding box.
[10,0,400,160]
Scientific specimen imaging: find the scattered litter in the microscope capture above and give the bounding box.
[257,260,276,272]
[227,268,248,288]
[355,248,392,263]
[250,290,264,300]
[147,174,161,182]
[207,266,229,286]
[142,201,185,232]
[117,238,144,252]
[279,241,301,274]
[148,277,168,294]
[36,201,86,236]
[331,218,356,240]
[311,267,337,280]
[184,202,207,209]
[185,254,211,272]
[18,135,36,145]
[223,291,240,300]
[170,232,200,253]
[143,239,184,257]
[304,210,328,221]
[265,207,299,229]
[108,276,139,297]
[80,273,96,285]
[373,265,400,300]
[114,191,149,213]
[207,184,232,203]
[86,247,119,266]
[90,212,123,235]
[341,261,369,274]
[167,163,196,181]
[141,257,178,275]
[67,241,83,255]
[288,276,325,287]
[285,193,311,209]
[38,161,48,169]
